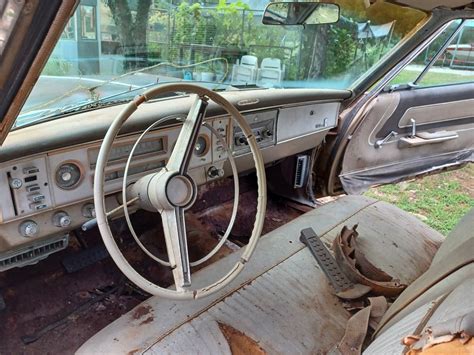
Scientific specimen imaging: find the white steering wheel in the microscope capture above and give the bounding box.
[94,83,267,300]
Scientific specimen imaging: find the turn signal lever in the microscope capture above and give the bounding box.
[81,197,139,232]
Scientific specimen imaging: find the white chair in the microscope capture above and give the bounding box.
[231,55,258,85]
[257,58,284,88]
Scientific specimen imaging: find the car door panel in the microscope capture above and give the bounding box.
[340,83,474,194]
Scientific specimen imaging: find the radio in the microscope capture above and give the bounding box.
[233,110,277,155]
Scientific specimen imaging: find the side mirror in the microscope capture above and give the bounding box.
[262,2,340,26]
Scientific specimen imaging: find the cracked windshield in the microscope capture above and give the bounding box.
[17,0,426,127]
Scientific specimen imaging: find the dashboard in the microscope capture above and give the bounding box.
[0,89,348,271]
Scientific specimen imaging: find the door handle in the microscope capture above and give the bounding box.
[398,130,459,148]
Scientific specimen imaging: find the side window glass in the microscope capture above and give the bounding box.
[390,19,474,88]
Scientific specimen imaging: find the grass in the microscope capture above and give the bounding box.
[365,164,474,236]
[390,68,474,86]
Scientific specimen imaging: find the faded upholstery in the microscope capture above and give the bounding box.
[374,207,474,338]
[432,207,474,265]
[365,277,474,354]
[77,196,444,354]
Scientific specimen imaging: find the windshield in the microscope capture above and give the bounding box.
[16,0,425,128]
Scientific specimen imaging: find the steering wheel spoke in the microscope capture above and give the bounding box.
[161,207,191,290]
[166,94,208,174]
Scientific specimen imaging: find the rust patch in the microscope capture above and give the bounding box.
[139,316,154,326]
[132,305,152,320]
[127,348,141,355]
[218,322,266,355]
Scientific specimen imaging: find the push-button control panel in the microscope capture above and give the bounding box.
[0,156,53,221]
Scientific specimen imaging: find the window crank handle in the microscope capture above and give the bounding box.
[375,131,398,149]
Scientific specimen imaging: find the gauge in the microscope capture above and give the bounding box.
[194,135,209,157]
[55,162,82,190]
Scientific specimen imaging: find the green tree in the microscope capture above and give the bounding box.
[105,0,153,69]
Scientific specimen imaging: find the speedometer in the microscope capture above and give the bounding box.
[55,162,82,190]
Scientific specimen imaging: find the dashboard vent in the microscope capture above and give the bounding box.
[0,235,68,271]
[294,155,309,189]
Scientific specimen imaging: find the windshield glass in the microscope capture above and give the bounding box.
[16,0,425,128]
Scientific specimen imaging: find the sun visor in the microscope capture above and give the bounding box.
[386,0,473,11]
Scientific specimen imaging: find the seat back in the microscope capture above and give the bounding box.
[431,207,474,265]
[261,57,281,69]
[257,58,283,87]
[240,55,258,68]
[231,55,258,85]
[374,207,474,338]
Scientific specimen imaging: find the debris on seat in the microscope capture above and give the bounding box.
[333,225,407,297]
[300,225,406,299]
[330,296,389,355]
[300,227,371,300]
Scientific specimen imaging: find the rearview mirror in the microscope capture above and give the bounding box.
[262,2,340,26]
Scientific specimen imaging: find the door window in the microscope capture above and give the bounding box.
[390,19,474,88]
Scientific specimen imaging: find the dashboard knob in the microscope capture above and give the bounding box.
[9,178,23,189]
[81,203,96,218]
[53,212,72,228]
[262,129,273,138]
[207,166,224,179]
[19,220,39,237]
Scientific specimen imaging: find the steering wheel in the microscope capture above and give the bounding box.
[94,83,267,300]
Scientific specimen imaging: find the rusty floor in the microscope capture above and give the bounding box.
[0,177,303,354]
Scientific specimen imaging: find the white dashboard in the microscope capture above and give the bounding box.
[0,101,339,270]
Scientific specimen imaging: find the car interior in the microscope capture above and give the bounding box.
[0,0,473,353]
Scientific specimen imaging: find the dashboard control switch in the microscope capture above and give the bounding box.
[28,193,45,203]
[19,220,39,237]
[207,166,224,179]
[26,184,40,193]
[23,166,40,175]
[30,203,47,211]
[234,135,247,146]
[82,203,96,219]
[53,212,72,228]
[9,177,23,189]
